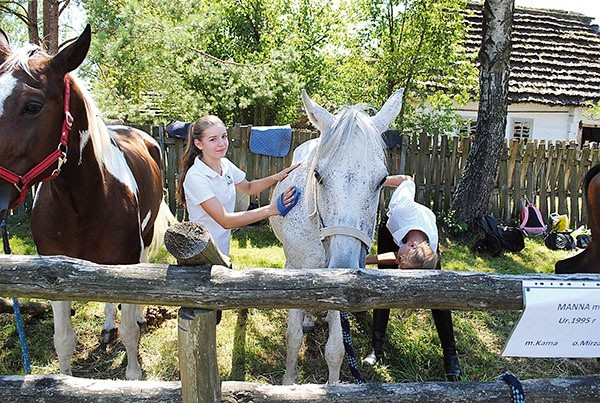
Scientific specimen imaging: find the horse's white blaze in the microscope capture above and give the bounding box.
[0,73,17,116]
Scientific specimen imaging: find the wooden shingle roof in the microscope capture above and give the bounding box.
[465,2,600,106]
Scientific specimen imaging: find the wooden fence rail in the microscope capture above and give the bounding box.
[1,222,600,402]
[3,252,600,311]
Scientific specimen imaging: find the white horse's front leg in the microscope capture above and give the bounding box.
[51,300,75,376]
[325,310,344,385]
[283,308,304,385]
[101,302,119,345]
[120,303,142,380]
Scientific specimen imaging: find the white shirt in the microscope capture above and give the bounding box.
[183,157,246,255]
[385,180,438,253]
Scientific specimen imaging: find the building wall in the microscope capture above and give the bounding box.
[455,102,600,142]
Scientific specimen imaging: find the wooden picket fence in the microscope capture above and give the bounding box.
[9,124,600,231]
[155,125,600,229]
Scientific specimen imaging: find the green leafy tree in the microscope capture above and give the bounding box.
[82,0,344,125]
[335,0,478,132]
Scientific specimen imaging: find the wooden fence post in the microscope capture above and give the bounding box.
[164,222,232,403]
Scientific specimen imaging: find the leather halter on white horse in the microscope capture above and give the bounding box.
[270,88,404,385]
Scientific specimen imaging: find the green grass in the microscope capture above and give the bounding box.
[1,215,599,384]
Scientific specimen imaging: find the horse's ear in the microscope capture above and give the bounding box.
[0,27,11,61]
[372,89,404,134]
[50,24,91,74]
[301,89,334,133]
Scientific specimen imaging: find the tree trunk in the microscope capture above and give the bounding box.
[42,0,59,54]
[27,0,40,45]
[450,0,514,224]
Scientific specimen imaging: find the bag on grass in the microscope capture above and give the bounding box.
[520,198,547,235]
[474,215,525,256]
[544,231,576,251]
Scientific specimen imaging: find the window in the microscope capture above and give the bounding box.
[581,125,600,144]
[511,119,533,140]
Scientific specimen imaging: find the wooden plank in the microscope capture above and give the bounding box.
[0,374,181,402]
[178,308,220,403]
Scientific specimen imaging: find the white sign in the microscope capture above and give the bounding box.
[503,280,600,357]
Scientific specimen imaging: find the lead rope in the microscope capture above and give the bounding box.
[340,311,364,384]
[1,214,31,374]
[499,372,526,403]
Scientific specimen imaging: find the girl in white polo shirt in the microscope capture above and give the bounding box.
[176,115,299,255]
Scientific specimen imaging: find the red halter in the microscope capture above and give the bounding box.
[0,75,73,210]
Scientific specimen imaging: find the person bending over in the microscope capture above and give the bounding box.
[363,174,462,381]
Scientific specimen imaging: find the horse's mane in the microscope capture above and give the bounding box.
[309,104,386,175]
[70,75,114,171]
[305,104,387,215]
[2,44,113,173]
[1,44,40,76]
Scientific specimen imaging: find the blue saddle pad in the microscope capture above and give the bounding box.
[166,120,191,139]
[249,125,292,157]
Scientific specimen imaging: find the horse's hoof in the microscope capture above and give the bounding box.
[302,312,315,334]
[126,367,143,380]
[282,377,296,385]
[100,328,118,346]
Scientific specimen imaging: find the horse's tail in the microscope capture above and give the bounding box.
[148,200,177,259]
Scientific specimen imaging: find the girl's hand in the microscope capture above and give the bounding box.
[275,163,300,182]
[270,185,300,217]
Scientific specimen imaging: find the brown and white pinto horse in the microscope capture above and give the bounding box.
[0,25,173,379]
[555,162,600,274]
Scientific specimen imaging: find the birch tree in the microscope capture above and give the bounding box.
[449,0,515,226]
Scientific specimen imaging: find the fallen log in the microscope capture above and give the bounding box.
[1,374,599,402]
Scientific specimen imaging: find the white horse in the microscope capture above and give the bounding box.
[270,89,404,385]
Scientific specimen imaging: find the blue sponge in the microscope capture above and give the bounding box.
[277,186,300,217]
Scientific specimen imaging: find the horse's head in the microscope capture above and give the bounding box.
[0,25,91,213]
[301,89,404,269]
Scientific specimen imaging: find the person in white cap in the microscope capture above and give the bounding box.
[363,174,462,381]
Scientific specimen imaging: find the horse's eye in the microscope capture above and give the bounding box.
[22,101,43,115]
[314,170,323,184]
